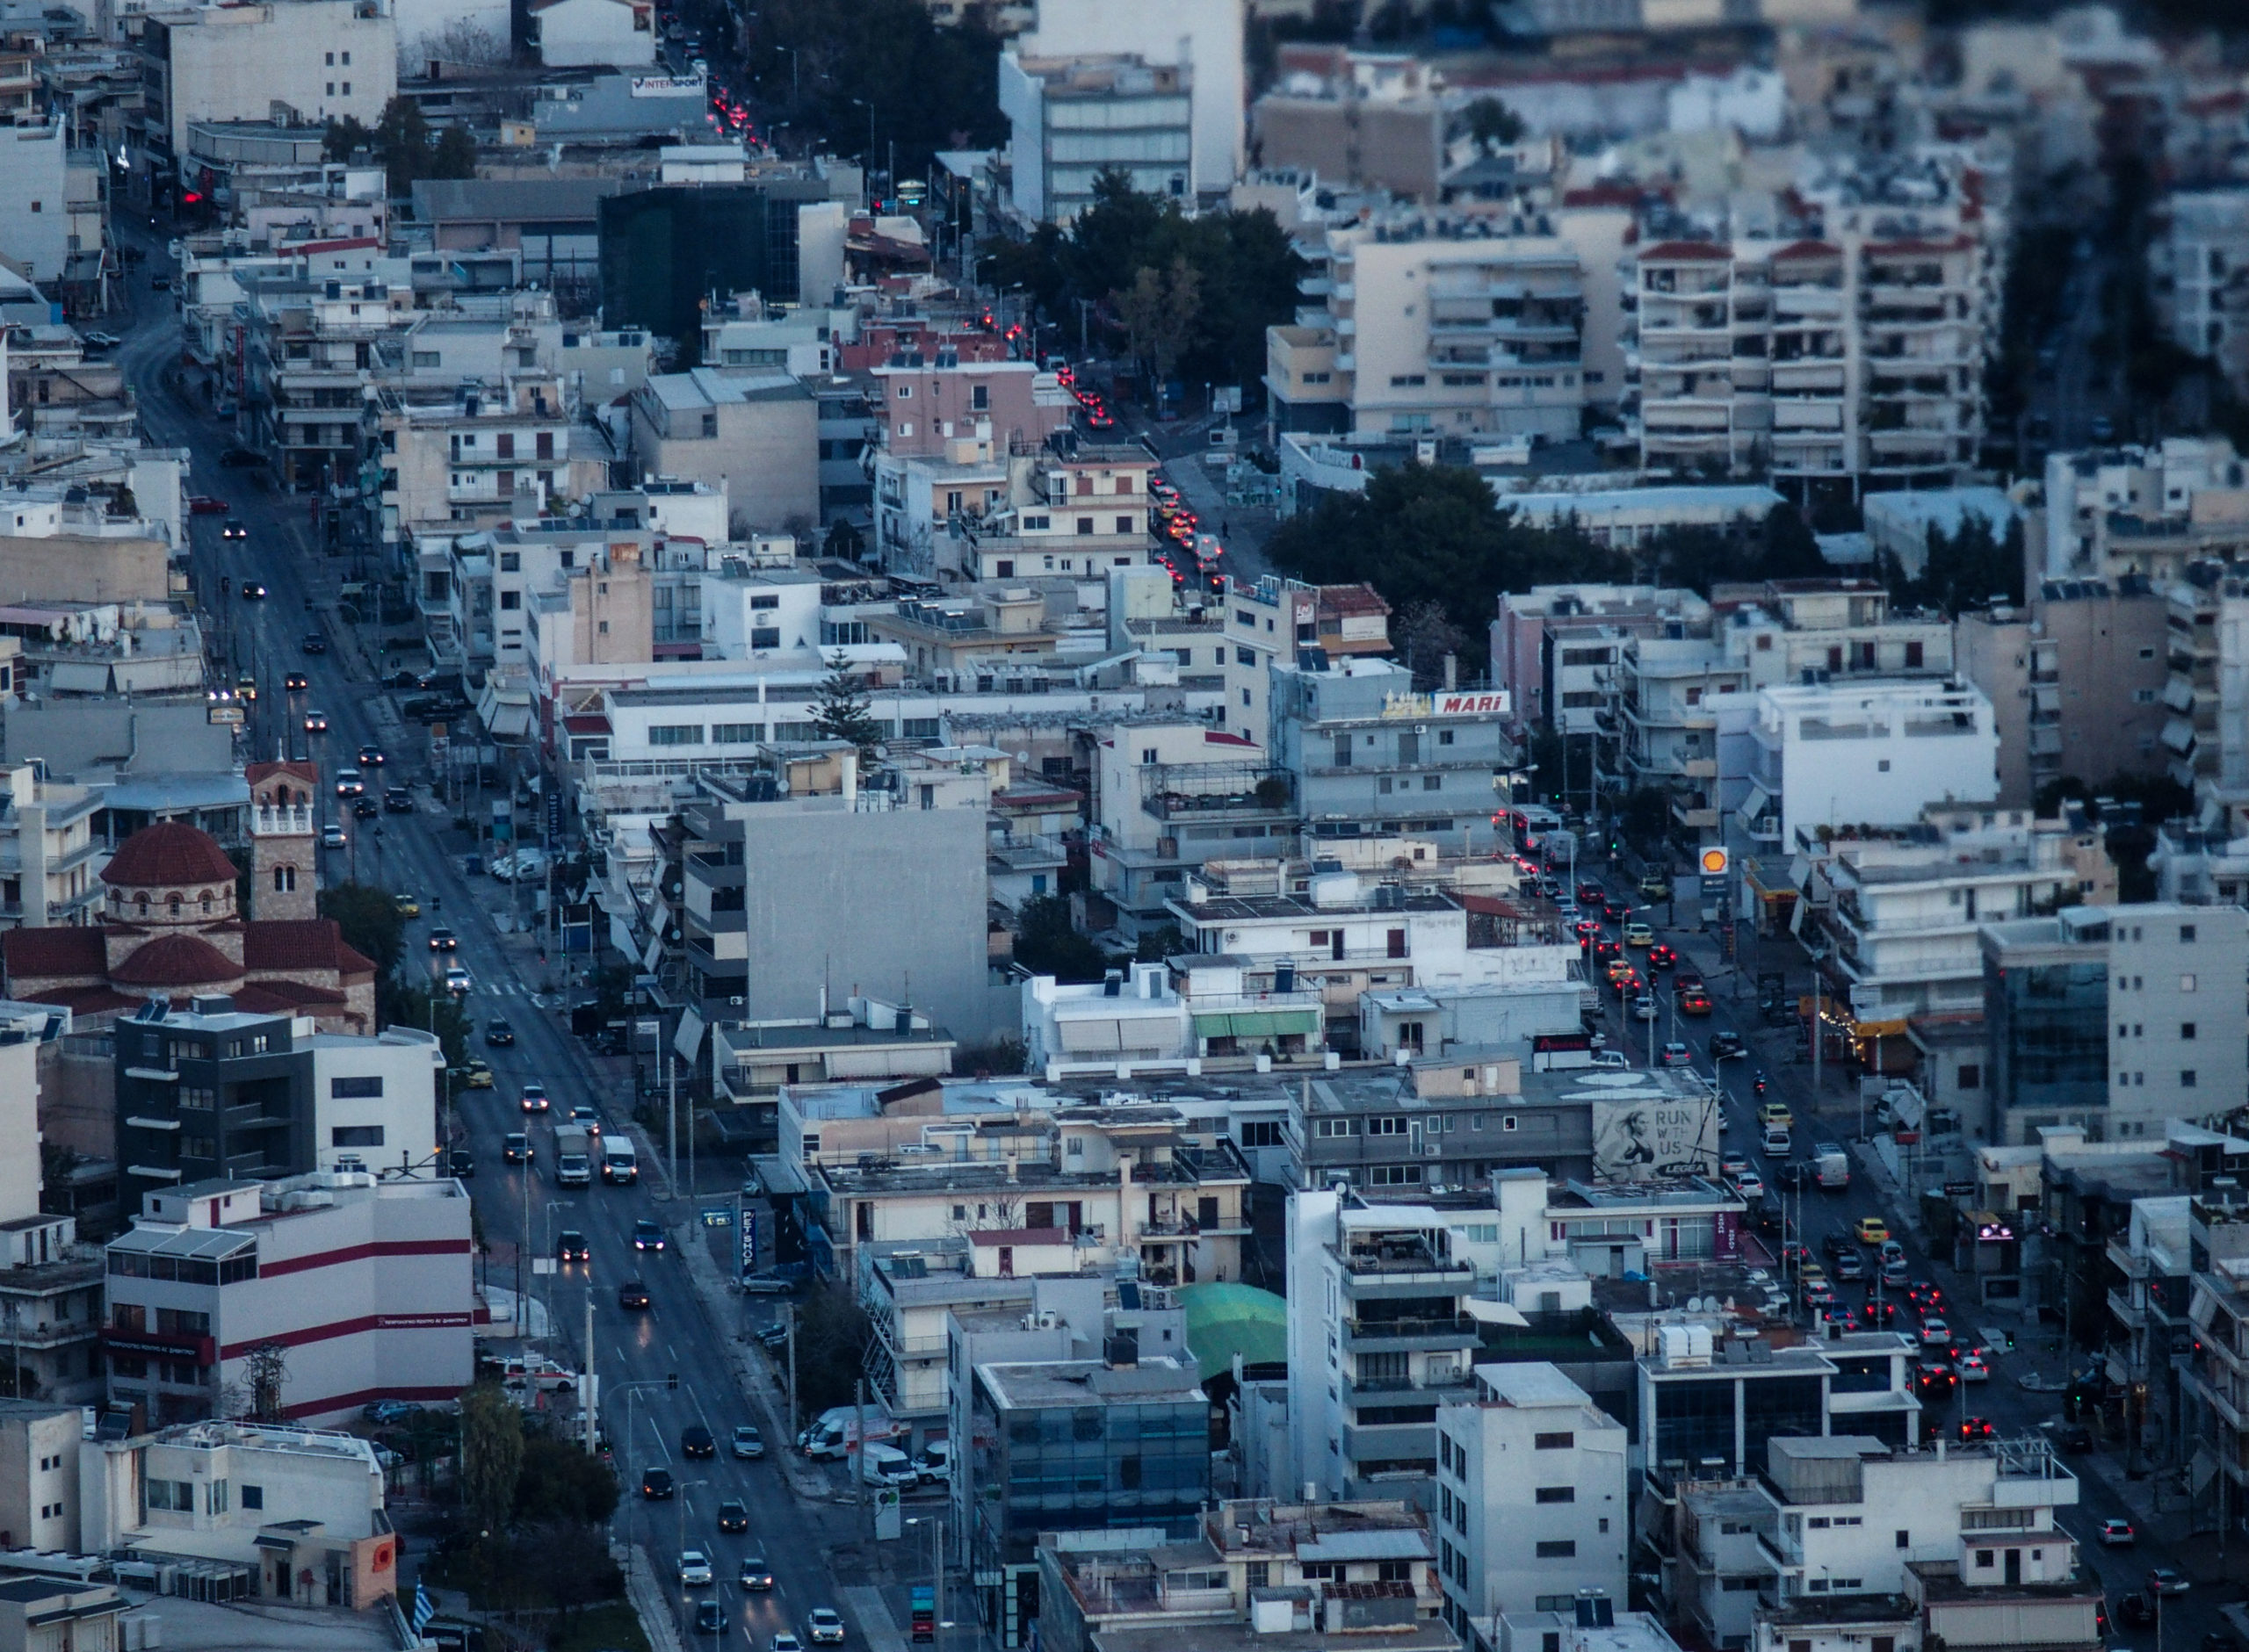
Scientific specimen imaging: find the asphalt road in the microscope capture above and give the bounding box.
[113,219,881,1650]
[1573,861,2226,1636]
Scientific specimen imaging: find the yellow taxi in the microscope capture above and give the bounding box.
[1758,1100,1794,1129]
[1623,920,1655,948]
[1856,1216,1891,1245]
[394,892,422,918]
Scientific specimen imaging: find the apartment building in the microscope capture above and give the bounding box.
[869,352,1074,461]
[1280,212,1590,442]
[1616,635,1748,836]
[1734,678,1999,855]
[371,374,601,549]
[1039,1498,1453,1652]
[946,443,1155,586]
[1492,585,1714,736]
[1088,717,1298,938]
[1271,659,1518,852]
[136,1,397,177]
[1014,0,1243,199]
[627,370,818,533]
[0,765,100,930]
[2159,566,2249,801]
[102,1172,474,1426]
[1979,902,2249,1145]
[1434,1362,1627,1630]
[1806,805,2114,1023]
[239,272,415,491]
[2041,439,2249,583]
[2150,189,2249,396]
[1000,54,1193,225]
[675,750,1002,1040]
[2182,1184,2249,1513]
[1631,214,1992,489]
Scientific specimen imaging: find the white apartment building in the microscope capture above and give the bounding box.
[0,119,87,289]
[1810,806,2115,1022]
[373,375,600,554]
[2043,438,2249,583]
[1732,678,1999,855]
[1016,0,1243,199]
[102,1173,475,1426]
[527,0,655,69]
[1757,1432,2080,1604]
[81,1419,396,1605]
[1000,54,1193,225]
[306,1028,442,1174]
[1631,204,1995,488]
[137,1,398,170]
[1291,213,1590,442]
[1435,1361,1628,1633]
[2161,570,2249,804]
[0,766,100,929]
[0,1402,83,1555]
[1021,962,1195,1078]
[2151,189,2249,397]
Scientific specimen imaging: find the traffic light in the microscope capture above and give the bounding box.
[667,1372,678,1390]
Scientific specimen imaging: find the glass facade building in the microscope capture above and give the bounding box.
[1984,953,2108,1120]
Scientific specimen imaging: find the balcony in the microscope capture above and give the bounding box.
[1341,1313,1479,1352]
[2108,1287,2145,1330]
[1342,1368,1472,1399]
[1340,1241,1475,1294]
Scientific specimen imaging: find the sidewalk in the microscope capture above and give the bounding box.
[622,1543,685,1652]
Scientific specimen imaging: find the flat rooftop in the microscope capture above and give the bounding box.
[978,1356,1203,1410]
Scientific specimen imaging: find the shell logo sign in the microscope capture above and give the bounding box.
[1700,848,1729,876]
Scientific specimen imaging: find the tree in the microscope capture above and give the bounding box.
[374,97,433,196]
[430,125,478,182]
[1013,895,1111,984]
[1645,503,1827,595]
[1112,256,1201,388]
[791,1280,871,1416]
[320,882,406,977]
[511,1519,620,1620]
[513,1433,618,1526]
[1464,97,1524,151]
[323,114,373,164]
[241,1341,287,1421]
[1393,599,1469,690]
[459,1382,524,1538]
[1890,512,2026,615]
[383,982,471,1071]
[811,653,883,762]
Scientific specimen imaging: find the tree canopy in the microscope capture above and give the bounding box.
[982,170,1303,394]
[812,653,883,763]
[324,98,477,196]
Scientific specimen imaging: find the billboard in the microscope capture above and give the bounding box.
[1590,1081,1721,1181]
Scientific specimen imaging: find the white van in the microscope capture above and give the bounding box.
[859,1442,919,1489]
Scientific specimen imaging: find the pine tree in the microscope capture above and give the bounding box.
[812,653,882,763]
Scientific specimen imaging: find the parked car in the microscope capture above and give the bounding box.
[732,1424,765,1459]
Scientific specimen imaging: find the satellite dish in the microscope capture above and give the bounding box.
[1016,750,1030,763]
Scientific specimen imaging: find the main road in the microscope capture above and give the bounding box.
[112,220,880,1648]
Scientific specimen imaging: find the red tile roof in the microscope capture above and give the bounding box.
[0,927,105,982]
[101,822,239,889]
[242,920,375,977]
[110,934,241,989]
[245,761,319,788]
[20,985,141,1017]
[235,979,348,1013]
[1639,241,1732,261]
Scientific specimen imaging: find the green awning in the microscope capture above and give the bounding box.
[1179,1282,1289,1379]
[1192,1008,1321,1038]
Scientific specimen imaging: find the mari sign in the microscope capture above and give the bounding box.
[1590,1092,1720,1181]
[1380,689,1512,719]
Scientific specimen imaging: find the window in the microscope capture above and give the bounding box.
[241,1484,264,1510]
[147,1480,194,1512]
[2183,1071,2198,1088]
[2180,924,2197,942]
[500,591,520,610]
[1896,1531,1910,1548]
[1957,1064,1980,1090]
[330,1076,383,1099]
[1533,1432,1573,1450]
[1536,1541,1576,1559]
[500,552,521,573]
[1116,516,1135,535]
[2181,1022,2197,1040]
[1975,1550,1995,1569]
[647,725,705,747]
[331,1126,385,1147]
[1536,1487,1574,1504]
[1239,1121,1284,1148]
[1076,517,1095,535]
[712,724,763,744]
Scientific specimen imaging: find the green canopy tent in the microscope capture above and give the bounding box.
[1178,1281,1289,1380]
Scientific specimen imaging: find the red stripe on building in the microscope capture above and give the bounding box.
[257,1238,473,1278]
[221,1311,474,1360]
[277,1382,463,1421]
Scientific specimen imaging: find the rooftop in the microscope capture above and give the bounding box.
[979,1355,1204,1410]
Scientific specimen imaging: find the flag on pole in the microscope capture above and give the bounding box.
[412,1581,435,1634]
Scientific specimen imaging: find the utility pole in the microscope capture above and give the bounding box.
[785,1299,799,1432]
[667,1055,678,1194]
[583,1290,597,1454]
[854,1376,868,1516]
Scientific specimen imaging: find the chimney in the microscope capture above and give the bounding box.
[1005,1152,1018,1183]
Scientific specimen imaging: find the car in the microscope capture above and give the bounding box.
[1797,1261,1826,1287]
[1833,1250,1865,1280]
[238,581,266,599]
[1920,1317,1951,1346]
[321,822,346,848]
[1577,879,1608,905]
[1775,1159,1814,1191]
[717,1499,749,1533]
[1623,921,1655,948]
[300,631,326,653]
[697,1600,726,1635]
[2148,1569,2190,1596]
[303,710,329,733]
[352,796,379,819]
[334,768,364,797]
[641,1467,674,1499]
[221,519,248,540]
[188,494,229,515]
[1820,1303,1856,1327]
[362,1399,425,1425]
[2100,1519,2137,1546]
[2117,1591,2156,1627]
[618,1278,650,1309]
[683,1425,715,1459]
[394,892,420,917]
[2051,1424,2094,1454]
[741,1556,775,1590]
[214,444,262,466]
[1720,1154,1752,1179]
[426,928,458,953]
[484,1017,513,1046]
[1958,1416,1994,1440]
[443,966,471,995]
[503,1133,530,1165]
[555,1230,589,1263]
[383,786,413,813]
[758,1323,790,1351]
[743,1266,808,1294]
[518,1083,549,1113]
[808,1609,846,1645]
[1855,1216,1890,1244]
[1631,992,1657,1020]
[733,1423,765,1458]
[568,1105,601,1136]
[1801,1280,1834,1308]
[634,1218,667,1252]
[284,671,309,691]
[1915,1361,1956,1394]
[1882,1257,1910,1287]
[1678,989,1712,1015]
[1732,1172,1765,1200]
[447,1147,474,1178]
[1648,942,1677,970]
[1602,899,1629,923]
[1638,870,1671,898]
[1758,1101,1792,1129]
[456,1057,493,1090]
[1710,1031,1747,1059]
[1957,1349,1989,1381]
[1858,1299,1898,1327]
[78,328,116,351]
[1906,1280,1943,1309]
[773,1635,805,1652]
[1660,1040,1694,1067]
[357,744,385,767]
[1603,956,1634,985]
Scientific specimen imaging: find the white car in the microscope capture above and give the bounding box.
[2098,1519,2135,1547]
[1919,1317,1950,1347]
[808,1609,846,1645]
[334,767,364,797]
[321,823,346,849]
[1732,1172,1765,1200]
[1957,1350,1990,1382]
[443,965,472,996]
[1660,1041,1694,1067]
[678,1549,713,1587]
[1720,1155,1751,1179]
[773,1636,806,1652]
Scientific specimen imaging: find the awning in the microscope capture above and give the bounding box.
[2162,718,2198,756]
[1056,1017,1123,1052]
[1178,1282,1288,1378]
[1192,1008,1321,1038]
[111,655,205,694]
[49,661,110,694]
[252,1533,298,1552]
